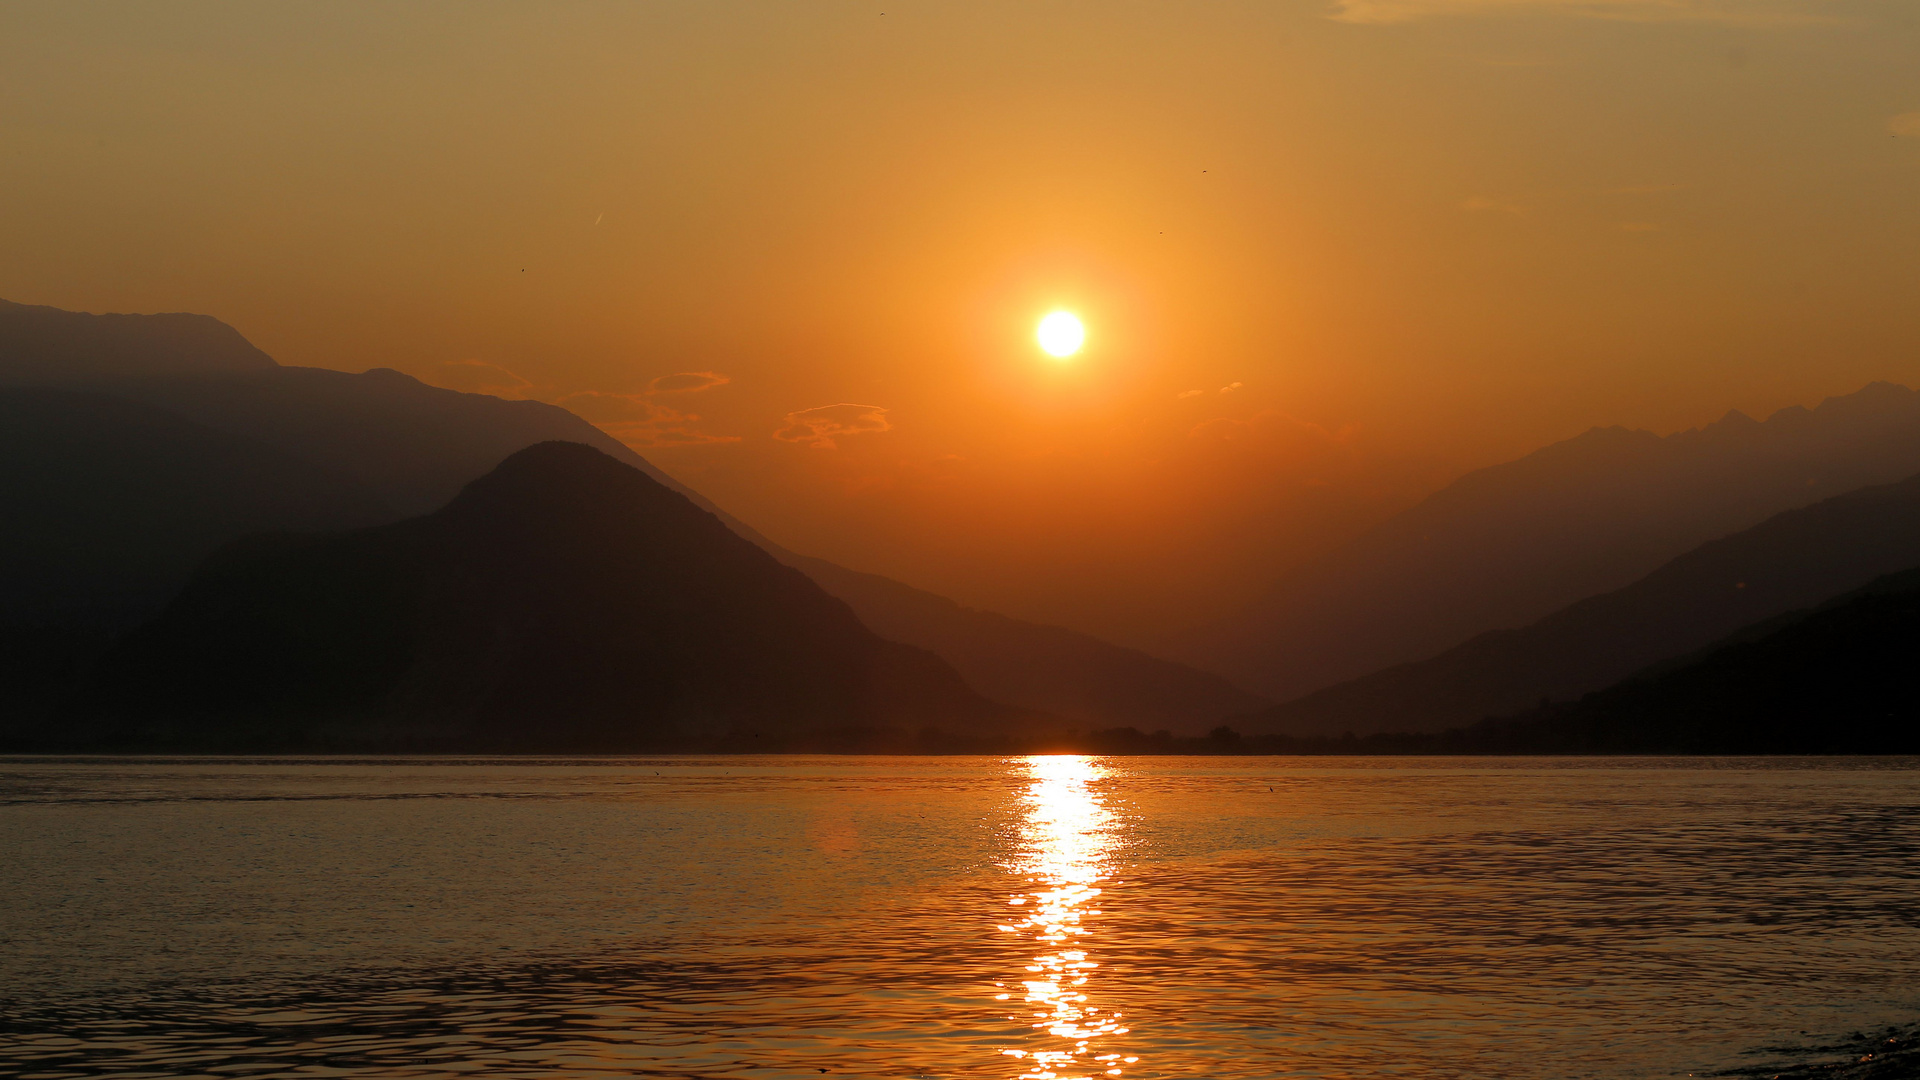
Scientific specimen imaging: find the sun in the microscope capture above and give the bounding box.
[1036,311,1085,358]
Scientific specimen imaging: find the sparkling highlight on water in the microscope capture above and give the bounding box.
[999,755,1130,1079]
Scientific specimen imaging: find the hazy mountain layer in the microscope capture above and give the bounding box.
[1,300,750,520]
[72,443,1010,751]
[1,299,1257,730]
[1178,382,1920,699]
[1243,471,1920,736]
[785,554,1267,732]
[0,298,274,382]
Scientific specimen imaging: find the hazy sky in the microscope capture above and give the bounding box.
[3,0,1917,639]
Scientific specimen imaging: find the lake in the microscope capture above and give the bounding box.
[3,755,1918,1079]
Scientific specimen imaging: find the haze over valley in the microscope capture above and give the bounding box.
[4,298,1918,752]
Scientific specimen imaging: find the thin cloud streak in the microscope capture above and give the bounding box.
[1462,196,1529,216]
[555,389,741,448]
[423,362,740,448]
[1330,0,1840,26]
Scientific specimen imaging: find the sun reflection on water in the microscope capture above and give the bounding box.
[996,755,1136,1080]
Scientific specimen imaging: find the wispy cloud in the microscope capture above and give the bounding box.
[774,403,892,450]
[1330,0,1839,26]
[1462,196,1528,216]
[556,390,740,448]
[423,360,739,447]
[647,371,731,394]
[1186,412,1363,485]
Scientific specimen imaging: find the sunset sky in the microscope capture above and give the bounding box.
[3,0,1917,641]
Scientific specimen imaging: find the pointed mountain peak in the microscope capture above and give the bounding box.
[435,441,710,535]
[81,436,1008,748]
[455,440,668,498]
[1684,409,1762,442]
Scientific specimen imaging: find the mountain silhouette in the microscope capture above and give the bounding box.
[73,443,1013,751]
[1244,471,1920,737]
[1,299,1257,730]
[1451,567,1920,754]
[0,388,391,731]
[1177,383,1920,699]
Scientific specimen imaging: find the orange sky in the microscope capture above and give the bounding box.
[3,0,1918,641]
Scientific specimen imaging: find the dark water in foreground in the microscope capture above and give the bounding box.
[3,756,1919,1079]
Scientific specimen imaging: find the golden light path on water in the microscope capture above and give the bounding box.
[996,755,1137,1080]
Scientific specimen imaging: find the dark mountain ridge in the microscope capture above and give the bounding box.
[71,443,1011,752]
[1442,566,1920,754]
[1176,381,1920,700]
[1245,471,1920,737]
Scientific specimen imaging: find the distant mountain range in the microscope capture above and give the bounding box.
[1244,471,1920,737]
[67,443,1012,751]
[0,298,1258,736]
[1175,383,1920,701]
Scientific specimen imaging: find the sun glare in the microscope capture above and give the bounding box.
[1036,312,1085,358]
[997,755,1130,1078]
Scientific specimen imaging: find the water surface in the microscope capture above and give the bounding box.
[3,755,1918,1078]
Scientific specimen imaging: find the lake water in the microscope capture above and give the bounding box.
[3,755,1918,1079]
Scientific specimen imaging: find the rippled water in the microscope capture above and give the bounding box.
[3,755,1919,1079]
